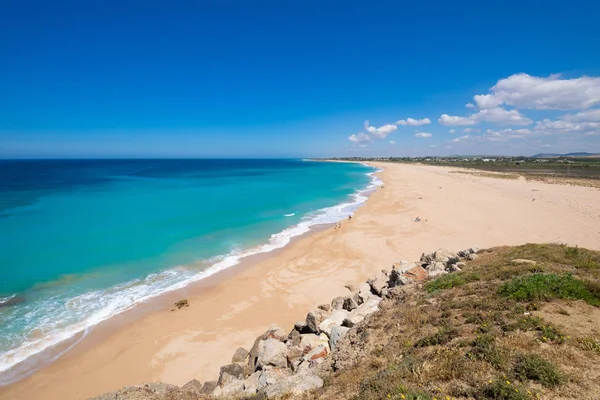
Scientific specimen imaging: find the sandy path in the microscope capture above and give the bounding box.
[2,162,599,400]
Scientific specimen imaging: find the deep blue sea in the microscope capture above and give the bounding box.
[0,159,378,382]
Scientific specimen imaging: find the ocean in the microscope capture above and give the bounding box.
[0,158,379,384]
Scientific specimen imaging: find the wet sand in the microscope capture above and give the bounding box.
[2,162,600,400]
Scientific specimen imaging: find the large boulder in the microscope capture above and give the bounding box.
[303,344,329,363]
[261,325,287,342]
[257,367,292,391]
[329,325,350,349]
[357,282,373,303]
[342,294,360,311]
[231,347,249,364]
[299,333,329,354]
[199,381,218,395]
[242,372,261,396]
[218,363,245,386]
[181,379,203,395]
[330,296,345,310]
[305,309,329,333]
[214,379,244,397]
[258,338,288,369]
[286,345,305,371]
[318,309,349,336]
[433,249,456,263]
[342,296,382,327]
[427,261,448,277]
[288,328,301,346]
[264,371,324,398]
[367,273,389,296]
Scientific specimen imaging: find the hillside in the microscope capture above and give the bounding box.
[531,153,600,158]
[311,244,600,400]
[90,244,600,400]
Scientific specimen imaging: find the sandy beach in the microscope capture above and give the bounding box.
[2,162,600,400]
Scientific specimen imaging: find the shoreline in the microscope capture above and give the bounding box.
[0,160,380,388]
[2,162,600,400]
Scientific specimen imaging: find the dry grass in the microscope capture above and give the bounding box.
[450,170,522,180]
[306,244,600,400]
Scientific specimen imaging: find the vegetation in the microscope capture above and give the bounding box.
[306,244,600,400]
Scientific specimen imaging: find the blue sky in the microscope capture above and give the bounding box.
[1,0,599,158]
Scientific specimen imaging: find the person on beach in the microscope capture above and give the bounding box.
[389,265,400,288]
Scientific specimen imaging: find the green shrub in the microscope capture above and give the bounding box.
[425,272,480,292]
[514,354,563,388]
[498,273,600,307]
[483,378,528,400]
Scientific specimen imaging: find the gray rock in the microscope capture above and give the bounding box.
[342,295,359,311]
[218,363,244,386]
[286,345,304,370]
[218,379,244,397]
[294,320,308,333]
[318,309,349,336]
[306,309,329,333]
[288,328,301,346]
[467,253,478,261]
[469,247,479,254]
[181,379,203,395]
[397,260,415,273]
[257,367,292,390]
[231,347,249,364]
[262,325,287,342]
[200,381,218,395]
[357,282,373,303]
[242,371,260,395]
[264,371,324,398]
[342,296,382,327]
[457,250,470,258]
[299,333,329,355]
[329,325,350,349]
[258,338,288,369]
[345,284,359,293]
[433,248,456,263]
[331,296,345,310]
[448,264,462,272]
[456,261,466,268]
[318,303,331,312]
[367,272,389,296]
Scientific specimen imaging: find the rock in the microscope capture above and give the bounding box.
[357,282,372,303]
[294,320,308,333]
[367,272,389,296]
[181,379,203,395]
[397,260,415,273]
[231,347,249,364]
[262,325,287,342]
[511,259,537,265]
[200,381,218,395]
[264,371,324,398]
[303,344,329,363]
[329,325,350,349]
[380,287,389,297]
[342,295,359,311]
[318,309,349,336]
[258,338,288,369]
[420,252,435,265]
[433,249,456,263]
[456,262,466,268]
[427,261,448,277]
[469,247,479,254]
[306,309,329,333]
[288,328,301,346]
[218,363,245,386]
[318,303,331,312]
[258,367,292,390]
[331,296,345,310]
[457,250,470,258]
[448,264,462,272]
[342,296,382,327]
[174,299,189,309]
[218,379,244,397]
[467,253,478,261]
[345,284,359,293]
[286,345,304,370]
[242,372,260,395]
[299,333,329,354]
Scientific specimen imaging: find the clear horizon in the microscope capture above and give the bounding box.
[1,1,599,158]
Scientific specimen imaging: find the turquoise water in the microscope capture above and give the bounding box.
[0,159,378,383]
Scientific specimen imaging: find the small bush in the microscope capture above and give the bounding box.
[498,273,600,307]
[467,334,508,370]
[578,337,600,354]
[425,272,480,292]
[414,328,459,347]
[514,354,563,388]
[483,378,528,400]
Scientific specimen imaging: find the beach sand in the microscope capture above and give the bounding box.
[2,162,600,400]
